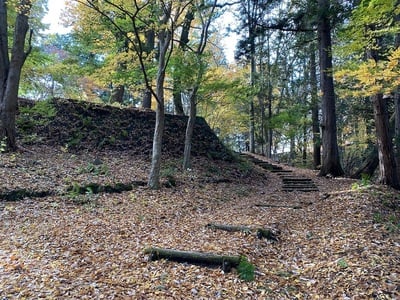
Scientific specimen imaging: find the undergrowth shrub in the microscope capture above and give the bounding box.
[17,100,56,132]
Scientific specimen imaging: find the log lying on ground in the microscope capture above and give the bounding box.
[255,203,303,209]
[205,223,252,233]
[144,247,242,272]
[0,189,53,201]
[205,223,279,242]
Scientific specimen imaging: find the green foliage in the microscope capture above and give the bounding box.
[351,173,372,190]
[237,256,255,282]
[161,164,178,188]
[17,100,56,132]
[78,162,109,176]
[373,212,400,232]
[337,258,349,269]
[67,182,99,206]
[360,173,371,186]
[0,138,7,153]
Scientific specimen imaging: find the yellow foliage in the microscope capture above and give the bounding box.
[335,48,400,97]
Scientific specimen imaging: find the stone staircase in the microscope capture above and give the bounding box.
[241,153,319,192]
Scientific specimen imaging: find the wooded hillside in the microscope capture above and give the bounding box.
[17,98,231,160]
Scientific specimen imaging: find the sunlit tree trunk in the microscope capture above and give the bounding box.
[183,89,197,170]
[0,0,32,151]
[148,14,171,189]
[317,0,344,177]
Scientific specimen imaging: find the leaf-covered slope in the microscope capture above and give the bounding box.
[17,98,232,159]
[0,148,399,298]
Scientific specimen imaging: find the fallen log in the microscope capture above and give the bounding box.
[205,223,252,233]
[255,203,302,209]
[0,189,53,201]
[205,223,279,242]
[144,247,242,272]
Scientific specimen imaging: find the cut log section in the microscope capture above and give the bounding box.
[205,223,279,242]
[144,247,242,272]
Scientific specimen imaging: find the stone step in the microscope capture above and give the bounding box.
[282,188,319,192]
[271,169,293,173]
[282,178,313,182]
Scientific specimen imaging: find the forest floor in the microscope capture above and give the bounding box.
[0,145,399,299]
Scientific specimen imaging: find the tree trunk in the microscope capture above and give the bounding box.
[182,89,197,170]
[173,89,185,115]
[142,88,152,109]
[395,89,400,176]
[148,17,170,189]
[394,7,400,176]
[142,29,155,109]
[310,42,321,169]
[372,94,400,188]
[0,0,32,151]
[172,8,194,116]
[317,0,344,177]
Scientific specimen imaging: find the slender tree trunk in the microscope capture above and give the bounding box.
[173,88,185,115]
[267,83,273,158]
[172,8,194,116]
[303,125,307,166]
[183,89,197,170]
[148,100,165,189]
[142,89,152,109]
[317,0,344,177]
[148,17,170,189]
[248,0,256,154]
[142,29,155,109]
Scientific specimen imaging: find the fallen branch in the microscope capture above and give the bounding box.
[205,223,252,233]
[205,223,279,242]
[144,247,242,272]
[255,203,302,209]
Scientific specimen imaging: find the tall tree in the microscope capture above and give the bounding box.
[181,0,219,170]
[0,0,33,151]
[235,0,269,153]
[317,0,344,177]
[336,0,400,188]
[77,0,191,189]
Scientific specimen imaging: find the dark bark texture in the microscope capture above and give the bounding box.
[317,0,344,177]
[372,94,400,188]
